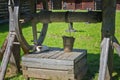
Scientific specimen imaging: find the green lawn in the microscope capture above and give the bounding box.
[0,11,120,80]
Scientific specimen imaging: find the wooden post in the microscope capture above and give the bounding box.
[0,34,15,80]
[100,0,116,80]
[37,0,49,46]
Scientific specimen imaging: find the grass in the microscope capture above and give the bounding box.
[0,11,120,80]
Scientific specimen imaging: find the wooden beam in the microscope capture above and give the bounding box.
[99,0,116,80]
[98,38,110,80]
[34,11,102,23]
[0,34,15,80]
[37,0,49,46]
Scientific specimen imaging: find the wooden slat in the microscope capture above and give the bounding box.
[39,50,59,58]
[74,57,87,74]
[22,57,73,66]
[57,52,73,60]
[22,62,73,71]
[50,51,64,59]
[67,52,83,60]
[23,68,74,80]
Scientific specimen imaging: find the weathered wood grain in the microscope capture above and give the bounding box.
[34,11,102,23]
[37,24,48,46]
[22,48,87,80]
[31,19,37,44]
[0,34,15,80]
[98,38,110,80]
[99,0,116,80]
[23,68,73,80]
[13,6,31,53]
[37,0,49,46]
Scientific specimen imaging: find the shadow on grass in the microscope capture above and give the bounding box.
[82,53,120,80]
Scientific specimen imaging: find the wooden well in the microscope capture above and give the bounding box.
[22,48,87,80]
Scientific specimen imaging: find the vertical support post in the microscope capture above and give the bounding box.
[8,0,21,74]
[37,0,49,46]
[101,0,116,80]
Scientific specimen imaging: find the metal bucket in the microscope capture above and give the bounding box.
[62,36,75,52]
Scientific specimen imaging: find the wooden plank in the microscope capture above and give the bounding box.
[74,57,87,74]
[50,51,64,59]
[22,57,73,66]
[39,50,59,58]
[22,61,73,71]
[23,68,74,80]
[57,52,73,60]
[67,52,83,60]
[26,50,60,58]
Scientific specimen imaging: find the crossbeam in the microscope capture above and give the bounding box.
[34,11,102,23]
